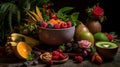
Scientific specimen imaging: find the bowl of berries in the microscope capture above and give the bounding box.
[37,19,75,45]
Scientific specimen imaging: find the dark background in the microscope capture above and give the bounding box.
[51,0,120,36]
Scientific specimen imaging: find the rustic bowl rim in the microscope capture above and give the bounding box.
[38,26,75,31]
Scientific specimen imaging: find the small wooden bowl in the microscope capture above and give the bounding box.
[40,53,69,64]
[95,42,118,59]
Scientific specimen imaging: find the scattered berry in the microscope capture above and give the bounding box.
[32,60,39,66]
[47,60,53,65]
[82,50,88,57]
[74,55,83,63]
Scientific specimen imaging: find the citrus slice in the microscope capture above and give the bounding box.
[15,42,32,59]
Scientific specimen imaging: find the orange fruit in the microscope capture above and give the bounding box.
[14,42,32,59]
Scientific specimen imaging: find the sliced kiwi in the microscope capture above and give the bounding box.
[96,42,118,49]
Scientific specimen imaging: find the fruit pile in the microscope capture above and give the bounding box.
[40,50,68,65]
[36,19,73,29]
[26,6,79,30]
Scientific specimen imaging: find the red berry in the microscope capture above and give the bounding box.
[107,34,114,41]
[47,60,53,65]
[50,13,57,19]
[60,22,67,28]
[54,24,60,29]
[41,22,48,28]
[52,51,60,56]
[66,21,72,28]
[52,55,59,60]
[59,53,66,59]
[74,56,83,63]
[82,50,88,57]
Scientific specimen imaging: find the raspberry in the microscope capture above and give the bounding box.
[59,53,66,59]
[41,22,48,28]
[60,22,67,28]
[52,55,59,60]
[66,21,72,28]
[74,55,83,63]
[54,24,60,29]
[52,51,60,56]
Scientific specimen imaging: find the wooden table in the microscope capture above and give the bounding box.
[0,45,120,67]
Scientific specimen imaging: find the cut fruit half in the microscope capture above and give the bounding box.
[14,42,32,59]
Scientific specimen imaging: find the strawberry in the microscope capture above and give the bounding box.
[66,21,72,28]
[60,22,67,28]
[52,51,60,56]
[54,24,60,29]
[41,22,48,28]
[74,55,83,63]
[52,55,59,60]
[59,53,66,59]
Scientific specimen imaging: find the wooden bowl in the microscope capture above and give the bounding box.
[38,26,75,45]
[95,42,118,59]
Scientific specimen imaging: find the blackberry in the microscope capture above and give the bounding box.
[47,23,54,28]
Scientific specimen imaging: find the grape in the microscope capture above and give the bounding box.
[72,43,79,52]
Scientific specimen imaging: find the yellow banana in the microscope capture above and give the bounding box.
[36,6,43,22]
[26,11,37,22]
[29,11,42,22]
[11,33,40,47]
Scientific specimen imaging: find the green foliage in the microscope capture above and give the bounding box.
[70,12,80,26]
[57,7,80,26]
[57,7,74,21]
[27,51,34,61]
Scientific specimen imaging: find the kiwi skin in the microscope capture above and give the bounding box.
[95,42,118,59]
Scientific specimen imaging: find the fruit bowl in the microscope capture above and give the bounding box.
[38,26,75,45]
[95,42,118,59]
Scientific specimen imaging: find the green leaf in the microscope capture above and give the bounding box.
[27,51,34,61]
[8,11,13,32]
[0,3,11,13]
[70,12,80,26]
[57,7,73,21]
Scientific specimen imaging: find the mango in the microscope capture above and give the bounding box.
[74,23,94,44]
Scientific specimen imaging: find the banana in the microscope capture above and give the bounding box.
[26,11,37,22]
[11,33,40,47]
[29,11,42,22]
[36,6,43,22]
